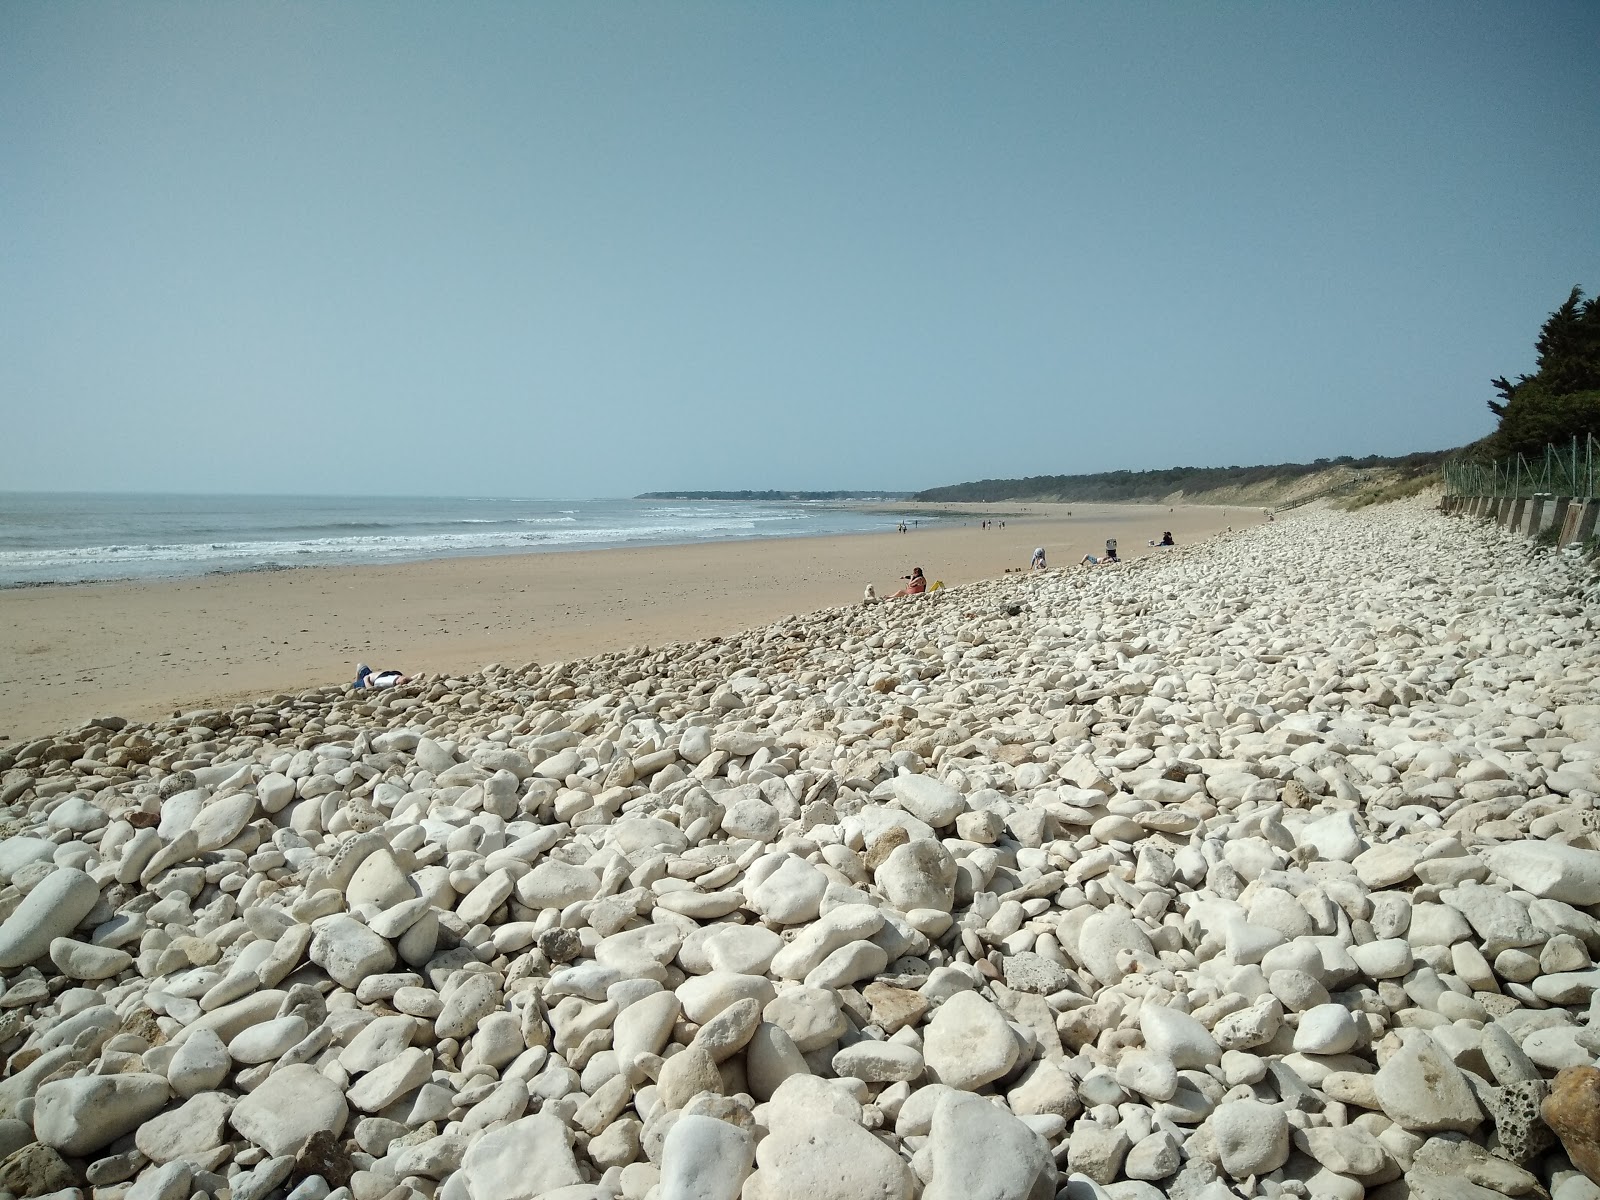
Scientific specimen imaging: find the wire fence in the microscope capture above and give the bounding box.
[1444,435,1600,500]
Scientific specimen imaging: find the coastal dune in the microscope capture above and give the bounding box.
[0,502,1255,741]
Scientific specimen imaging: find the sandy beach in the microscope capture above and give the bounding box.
[0,502,1264,741]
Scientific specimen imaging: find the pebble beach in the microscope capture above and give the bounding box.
[4,497,1600,1200]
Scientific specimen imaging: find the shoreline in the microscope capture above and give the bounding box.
[0,502,1264,741]
[0,496,1268,593]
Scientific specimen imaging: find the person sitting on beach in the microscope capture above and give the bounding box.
[1030,546,1047,570]
[1148,531,1175,547]
[355,664,411,690]
[893,567,927,597]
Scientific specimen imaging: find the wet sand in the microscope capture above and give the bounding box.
[0,502,1266,740]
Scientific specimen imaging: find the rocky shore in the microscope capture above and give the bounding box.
[1,498,1599,1200]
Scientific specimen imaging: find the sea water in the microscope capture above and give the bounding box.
[0,494,933,587]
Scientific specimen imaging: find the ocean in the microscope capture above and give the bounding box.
[0,493,935,588]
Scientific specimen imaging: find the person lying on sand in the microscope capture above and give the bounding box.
[893,567,927,597]
[1080,539,1121,567]
[354,664,412,689]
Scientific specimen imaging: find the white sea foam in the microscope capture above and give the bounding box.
[0,495,927,586]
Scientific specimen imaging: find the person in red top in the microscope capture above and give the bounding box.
[893,567,927,597]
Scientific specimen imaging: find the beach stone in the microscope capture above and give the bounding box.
[753,1110,913,1200]
[922,1089,1053,1200]
[348,1046,433,1112]
[0,837,57,882]
[658,1113,754,1200]
[459,1114,581,1200]
[696,924,783,975]
[1411,1133,1540,1195]
[722,797,781,842]
[1545,1066,1600,1183]
[1349,938,1413,979]
[1124,1131,1182,1182]
[832,1041,924,1084]
[436,972,500,1038]
[344,849,415,909]
[1354,844,1420,888]
[656,1046,723,1110]
[47,795,108,833]
[876,840,957,912]
[805,939,888,989]
[768,1075,863,1128]
[1294,1124,1389,1177]
[192,791,257,851]
[764,986,847,1051]
[892,774,966,827]
[309,915,396,987]
[1483,843,1600,905]
[258,772,297,812]
[167,1026,230,1095]
[1116,1050,1178,1103]
[862,982,927,1033]
[614,990,681,1061]
[1294,1003,1360,1055]
[746,855,828,925]
[456,867,515,925]
[745,1021,810,1100]
[1487,1078,1554,1165]
[678,972,775,1024]
[33,1072,171,1156]
[0,1143,77,1197]
[1300,812,1366,862]
[1003,950,1074,995]
[0,867,100,968]
[49,935,132,980]
[691,996,761,1062]
[135,1090,233,1163]
[923,990,1019,1090]
[1212,1099,1290,1178]
[1077,908,1153,985]
[1374,1032,1483,1133]
[1008,1059,1080,1120]
[1067,1121,1131,1185]
[339,1015,415,1072]
[1140,1003,1221,1070]
[230,1063,349,1156]
[516,860,601,909]
[229,1014,310,1063]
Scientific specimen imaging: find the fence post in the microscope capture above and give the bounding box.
[1549,496,1571,537]
[1577,498,1600,545]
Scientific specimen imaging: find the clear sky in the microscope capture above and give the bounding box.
[4,3,1598,496]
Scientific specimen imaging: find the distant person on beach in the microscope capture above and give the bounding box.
[1031,546,1047,570]
[1104,538,1118,559]
[893,567,927,597]
[1149,531,1175,547]
[355,664,411,690]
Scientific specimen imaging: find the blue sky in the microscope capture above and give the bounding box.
[4,3,1598,495]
